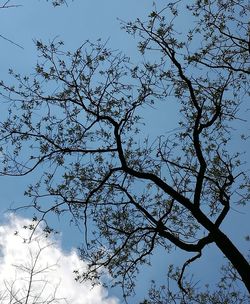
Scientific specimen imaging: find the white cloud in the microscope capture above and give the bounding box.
[0,214,119,304]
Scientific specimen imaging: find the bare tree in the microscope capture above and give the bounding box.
[0,235,66,304]
[0,0,249,301]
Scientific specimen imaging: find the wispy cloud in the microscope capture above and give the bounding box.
[0,214,119,304]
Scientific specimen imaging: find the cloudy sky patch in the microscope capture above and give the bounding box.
[0,214,119,304]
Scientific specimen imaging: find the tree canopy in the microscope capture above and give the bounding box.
[0,0,249,302]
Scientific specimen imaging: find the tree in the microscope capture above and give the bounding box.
[0,235,65,304]
[0,0,249,301]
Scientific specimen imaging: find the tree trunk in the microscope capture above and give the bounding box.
[213,229,250,294]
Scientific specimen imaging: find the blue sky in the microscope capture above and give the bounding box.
[0,1,249,303]
[1,1,153,71]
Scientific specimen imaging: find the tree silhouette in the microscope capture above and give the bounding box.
[0,0,249,301]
